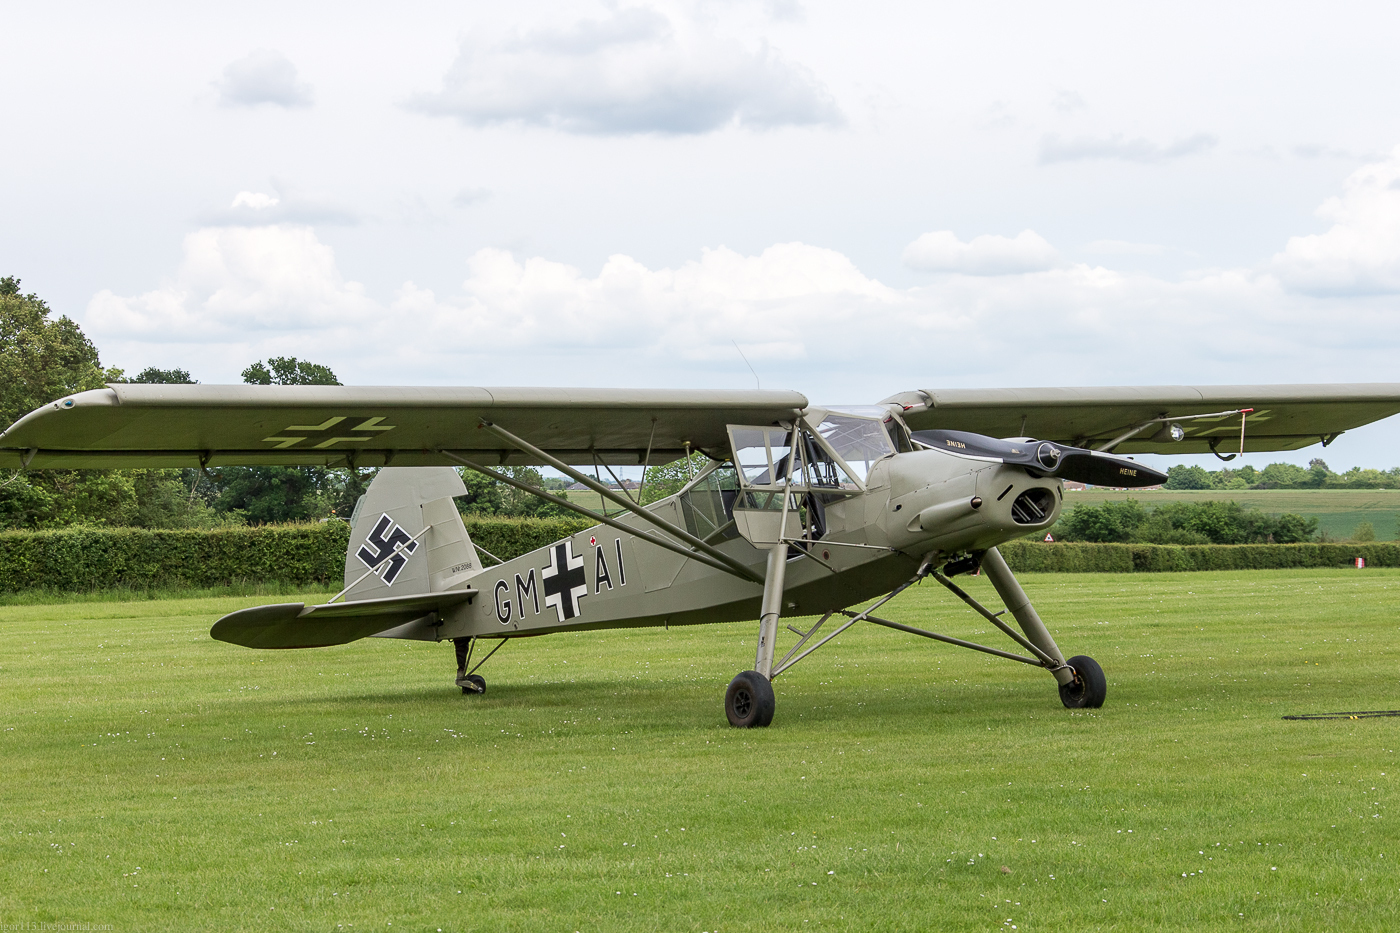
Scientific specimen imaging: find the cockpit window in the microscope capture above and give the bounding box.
[815,414,895,483]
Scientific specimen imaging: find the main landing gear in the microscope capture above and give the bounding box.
[725,670,776,728]
[723,545,1107,727]
[1058,655,1107,709]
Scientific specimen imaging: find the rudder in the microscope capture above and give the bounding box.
[343,467,480,600]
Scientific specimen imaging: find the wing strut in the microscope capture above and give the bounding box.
[1096,408,1254,453]
[437,449,761,584]
[475,421,765,584]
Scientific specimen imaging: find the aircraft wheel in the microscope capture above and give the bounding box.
[461,674,486,696]
[725,671,775,728]
[1058,655,1106,709]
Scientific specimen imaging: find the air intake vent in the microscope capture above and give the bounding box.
[1010,488,1055,525]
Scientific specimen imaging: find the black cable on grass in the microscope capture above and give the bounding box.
[1282,710,1400,720]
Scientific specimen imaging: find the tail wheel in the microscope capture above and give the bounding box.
[725,671,776,728]
[1058,655,1106,709]
[461,674,486,696]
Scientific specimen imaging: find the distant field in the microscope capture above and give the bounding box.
[1063,488,1400,540]
[3,570,1397,930]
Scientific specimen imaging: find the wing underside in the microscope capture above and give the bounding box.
[0,385,810,469]
[884,384,1400,455]
[3,382,1397,469]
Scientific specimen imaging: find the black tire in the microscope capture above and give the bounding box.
[725,671,776,728]
[461,674,486,696]
[1058,655,1106,709]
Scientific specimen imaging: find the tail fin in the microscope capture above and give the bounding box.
[343,467,480,601]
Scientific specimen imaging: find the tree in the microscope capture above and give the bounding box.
[206,358,347,524]
[1051,498,1318,545]
[641,454,708,504]
[0,277,107,431]
[129,367,197,384]
[1163,465,1211,490]
[242,357,340,386]
[1054,499,1149,542]
[0,277,140,529]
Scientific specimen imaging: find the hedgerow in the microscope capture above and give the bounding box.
[0,522,1391,593]
[0,517,593,594]
[997,540,1400,572]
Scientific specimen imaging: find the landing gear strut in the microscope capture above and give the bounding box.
[726,543,790,728]
[454,636,505,695]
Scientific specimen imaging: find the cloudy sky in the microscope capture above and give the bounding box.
[5,1,1400,466]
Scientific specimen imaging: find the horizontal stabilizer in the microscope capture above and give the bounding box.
[211,590,475,649]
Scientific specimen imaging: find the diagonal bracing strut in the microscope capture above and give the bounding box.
[475,421,764,584]
[436,449,759,583]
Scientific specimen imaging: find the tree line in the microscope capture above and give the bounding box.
[1163,459,1400,490]
[1049,499,1322,545]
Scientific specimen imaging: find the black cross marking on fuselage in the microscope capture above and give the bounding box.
[263,416,395,449]
[542,541,588,623]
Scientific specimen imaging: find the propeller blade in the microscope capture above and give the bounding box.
[911,430,1168,489]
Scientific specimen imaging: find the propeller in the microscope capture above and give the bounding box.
[911,430,1168,489]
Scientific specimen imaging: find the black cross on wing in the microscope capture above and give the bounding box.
[263,416,395,449]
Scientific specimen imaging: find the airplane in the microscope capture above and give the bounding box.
[3,381,1398,727]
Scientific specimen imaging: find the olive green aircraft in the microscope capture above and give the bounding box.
[3,382,1398,726]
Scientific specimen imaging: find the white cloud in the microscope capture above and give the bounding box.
[215,49,313,108]
[901,230,1061,275]
[207,186,359,226]
[1271,145,1400,295]
[86,222,1375,394]
[396,242,904,361]
[407,5,842,134]
[230,191,279,210]
[85,151,1400,392]
[1039,132,1217,165]
[87,225,376,342]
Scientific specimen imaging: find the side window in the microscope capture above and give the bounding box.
[678,464,740,540]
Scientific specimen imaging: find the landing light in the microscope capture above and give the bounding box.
[1151,422,1186,442]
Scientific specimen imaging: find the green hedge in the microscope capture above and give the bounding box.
[0,517,594,594]
[998,540,1400,573]
[1,523,1391,593]
[463,517,592,564]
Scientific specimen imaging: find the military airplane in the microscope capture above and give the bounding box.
[3,382,1398,726]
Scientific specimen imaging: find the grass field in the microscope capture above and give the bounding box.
[2,569,1397,931]
[1063,488,1400,541]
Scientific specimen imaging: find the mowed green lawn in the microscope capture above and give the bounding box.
[2,570,1397,931]
[1064,488,1400,540]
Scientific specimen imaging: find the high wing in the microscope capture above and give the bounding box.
[883,384,1400,455]
[0,384,808,469]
